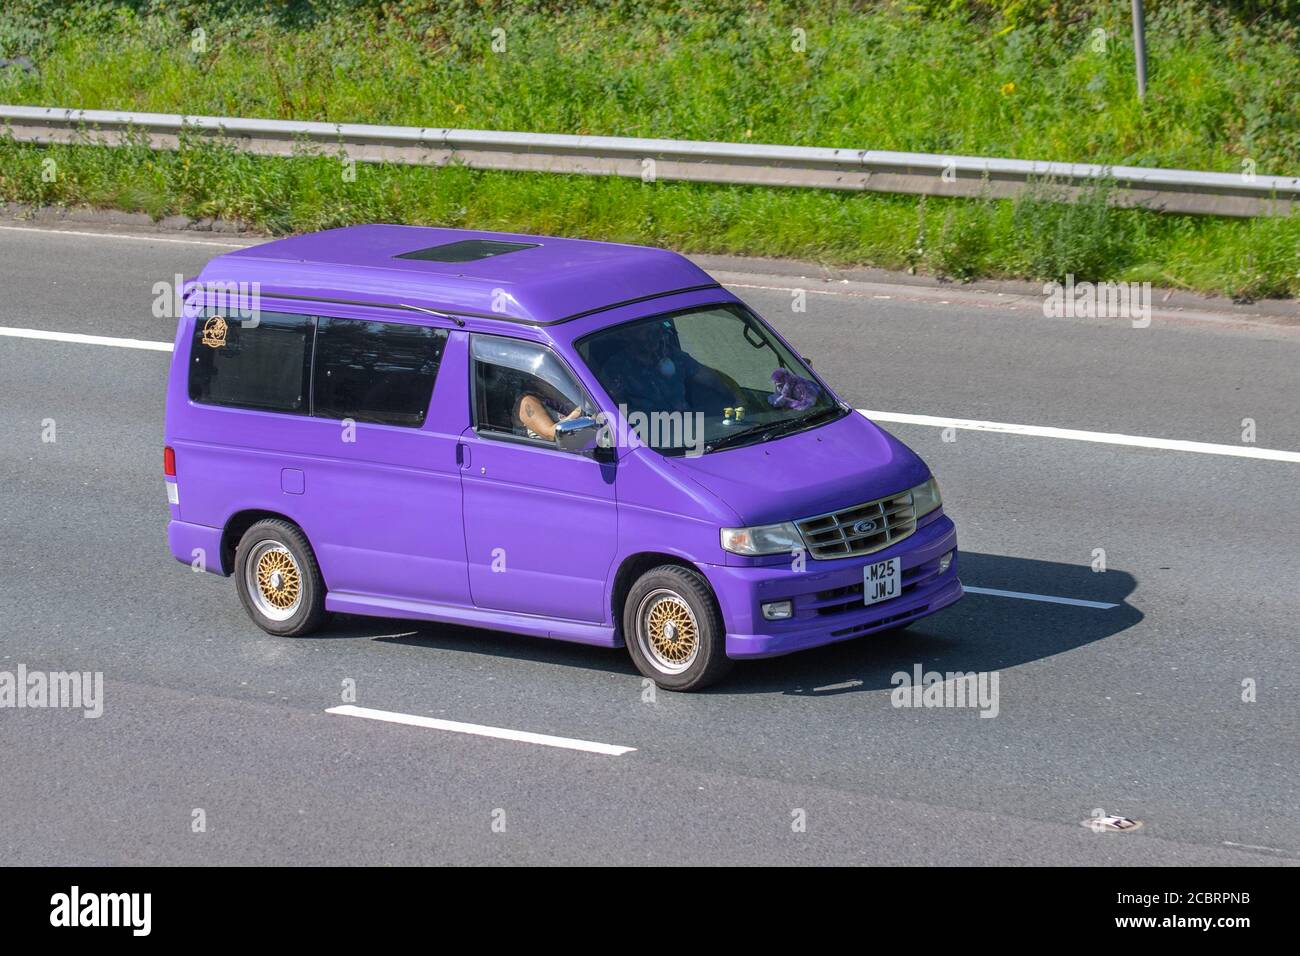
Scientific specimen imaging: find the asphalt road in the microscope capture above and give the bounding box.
[1,223,1297,865]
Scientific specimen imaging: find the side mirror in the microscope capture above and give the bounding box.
[554,416,600,452]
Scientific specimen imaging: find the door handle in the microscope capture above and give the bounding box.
[456,442,470,469]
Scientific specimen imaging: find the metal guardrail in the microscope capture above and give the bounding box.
[3,104,1298,218]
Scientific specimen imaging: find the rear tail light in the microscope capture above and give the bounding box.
[164,446,176,477]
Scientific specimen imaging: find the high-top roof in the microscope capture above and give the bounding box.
[194,224,718,325]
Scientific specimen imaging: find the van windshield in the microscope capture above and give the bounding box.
[576,303,842,455]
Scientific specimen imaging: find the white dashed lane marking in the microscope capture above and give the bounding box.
[3,326,1297,465]
[961,586,1119,610]
[326,705,636,756]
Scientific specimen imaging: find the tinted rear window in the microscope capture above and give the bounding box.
[313,318,448,426]
[188,311,312,413]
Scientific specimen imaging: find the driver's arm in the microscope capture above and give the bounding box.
[518,393,580,441]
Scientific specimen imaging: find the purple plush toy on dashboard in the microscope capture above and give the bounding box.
[768,367,821,411]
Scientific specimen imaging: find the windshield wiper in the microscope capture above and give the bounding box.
[704,405,843,453]
[764,404,843,438]
[703,422,774,453]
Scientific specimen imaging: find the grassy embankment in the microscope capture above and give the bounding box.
[1,1,1297,298]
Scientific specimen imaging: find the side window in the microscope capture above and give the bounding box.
[471,335,591,444]
[189,311,313,413]
[313,318,448,427]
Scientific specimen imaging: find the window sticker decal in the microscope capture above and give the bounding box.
[201,315,228,349]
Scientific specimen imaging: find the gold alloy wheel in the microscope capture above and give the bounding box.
[245,540,304,621]
[636,589,700,674]
[257,549,300,609]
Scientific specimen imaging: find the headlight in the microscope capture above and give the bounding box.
[911,476,942,518]
[720,521,804,556]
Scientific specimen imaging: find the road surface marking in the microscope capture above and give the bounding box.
[0,224,250,247]
[0,325,175,352]
[861,409,1300,464]
[326,704,636,756]
[962,586,1119,610]
[2,325,1297,464]
[727,282,842,296]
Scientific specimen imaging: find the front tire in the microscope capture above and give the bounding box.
[234,519,327,637]
[624,565,732,692]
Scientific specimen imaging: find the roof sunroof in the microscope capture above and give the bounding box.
[395,239,541,263]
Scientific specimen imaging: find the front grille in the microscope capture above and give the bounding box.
[795,490,917,560]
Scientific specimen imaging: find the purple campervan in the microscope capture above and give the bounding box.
[164,225,961,690]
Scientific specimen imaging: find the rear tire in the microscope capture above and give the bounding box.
[234,519,327,637]
[624,565,733,692]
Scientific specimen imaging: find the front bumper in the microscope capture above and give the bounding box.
[702,513,961,659]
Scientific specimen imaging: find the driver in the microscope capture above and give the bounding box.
[602,320,740,415]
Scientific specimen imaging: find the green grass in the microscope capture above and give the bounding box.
[1,1,1298,298]
[4,133,1296,300]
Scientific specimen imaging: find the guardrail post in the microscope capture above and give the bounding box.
[1131,0,1148,101]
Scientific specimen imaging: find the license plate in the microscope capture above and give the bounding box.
[863,557,901,606]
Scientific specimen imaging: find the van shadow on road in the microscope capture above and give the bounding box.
[330,552,1142,696]
[744,551,1142,697]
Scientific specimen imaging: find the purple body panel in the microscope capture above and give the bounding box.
[164,225,961,661]
[665,412,931,530]
[458,424,618,623]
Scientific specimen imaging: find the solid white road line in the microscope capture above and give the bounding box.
[0,325,175,352]
[0,224,250,247]
[860,409,1300,464]
[1,324,1296,465]
[727,282,843,296]
[961,586,1119,610]
[326,704,636,756]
